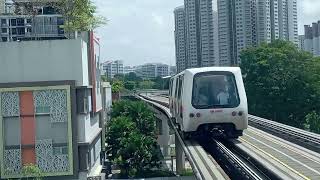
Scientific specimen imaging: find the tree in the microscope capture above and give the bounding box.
[55,0,106,32]
[124,81,135,90]
[14,0,106,33]
[106,101,160,178]
[124,72,142,82]
[240,40,320,128]
[305,111,320,134]
[111,80,124,93]
[139,80,155,89]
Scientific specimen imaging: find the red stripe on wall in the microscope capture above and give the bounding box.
[20,91,36,165]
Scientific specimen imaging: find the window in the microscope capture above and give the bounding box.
[192,72,240,109]
[17,18,24,26]
[1,19,6,25]
[10,19,16,26]
[1,28,7,33]
[11,28,17,35]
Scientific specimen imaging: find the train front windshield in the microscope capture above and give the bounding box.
[192,72,240,109]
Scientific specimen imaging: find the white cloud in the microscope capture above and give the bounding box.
[93,0,320,66]
[151,13,165,26]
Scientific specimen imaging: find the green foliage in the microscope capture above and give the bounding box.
[106,100,161,178]
[101,75,107,82]
[153,76,170,90]
[14,0,106,32]
[305,111,320,133]
[111,100,156,136]
[111,80,124,93]
[180,169,194,176]
[240,40,320,129]
[125,72,142,82]
[139,80,155,89]
[56,0,107,32]
[22,164,43,180]
[124,81,136,90]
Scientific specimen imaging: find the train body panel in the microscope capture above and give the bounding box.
[169,67,248,138]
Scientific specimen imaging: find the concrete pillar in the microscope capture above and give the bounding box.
[162,116,170,157]
[175,134,185,174]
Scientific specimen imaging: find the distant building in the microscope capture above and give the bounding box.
[298,35,305,51]
[136,63,169,79]
[174,0,216,73]
[217,0,298,66]
[124,66,136,74]
[170,66,177,76]
[304,22,320,56]
[174,6,186,73]
[103,60,124,79]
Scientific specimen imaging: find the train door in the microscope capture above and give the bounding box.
[177,75,184,125]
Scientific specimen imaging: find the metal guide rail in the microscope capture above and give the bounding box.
[141,91,320,153]
[249,115,320,153]
[139,92,320,180]
[136,94,229,180]
[137,93,276,180]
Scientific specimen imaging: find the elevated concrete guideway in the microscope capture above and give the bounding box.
[137,94,229,180]
[142,92,320,180]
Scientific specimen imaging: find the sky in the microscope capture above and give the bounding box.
[93,0,320,66]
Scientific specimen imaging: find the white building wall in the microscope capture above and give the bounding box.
[0,39,89,86]
[0,0,4,14]
[287,0,298,45]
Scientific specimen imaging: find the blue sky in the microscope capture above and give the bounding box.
[93,0,320,66]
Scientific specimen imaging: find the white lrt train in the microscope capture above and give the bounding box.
[169,67,248,139]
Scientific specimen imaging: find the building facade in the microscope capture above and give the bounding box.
[217,0,298,66]
[174,0,216,73]
[304,21,320,56]
[0,15,65,42]
[0,32,110,179]
[102,60,124,79]
[298,35,305,51]
[174,6,186,73]
[124,66,136,74]
[0,0,4,14]
[136,63,169,79]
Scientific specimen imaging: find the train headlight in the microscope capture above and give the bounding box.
[189,113,195,118]
[196,113,201,118]
[238,111,243,116]
[232,111,237,116]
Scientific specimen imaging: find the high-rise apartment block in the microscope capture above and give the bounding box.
[102,60,124,79]
[174,0,216,73]
[174,6,186,73]
[218,0,298,66]
[298,35,305,51]
[304,21,320,56]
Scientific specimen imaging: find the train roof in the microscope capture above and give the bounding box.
[174,67,241,77]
